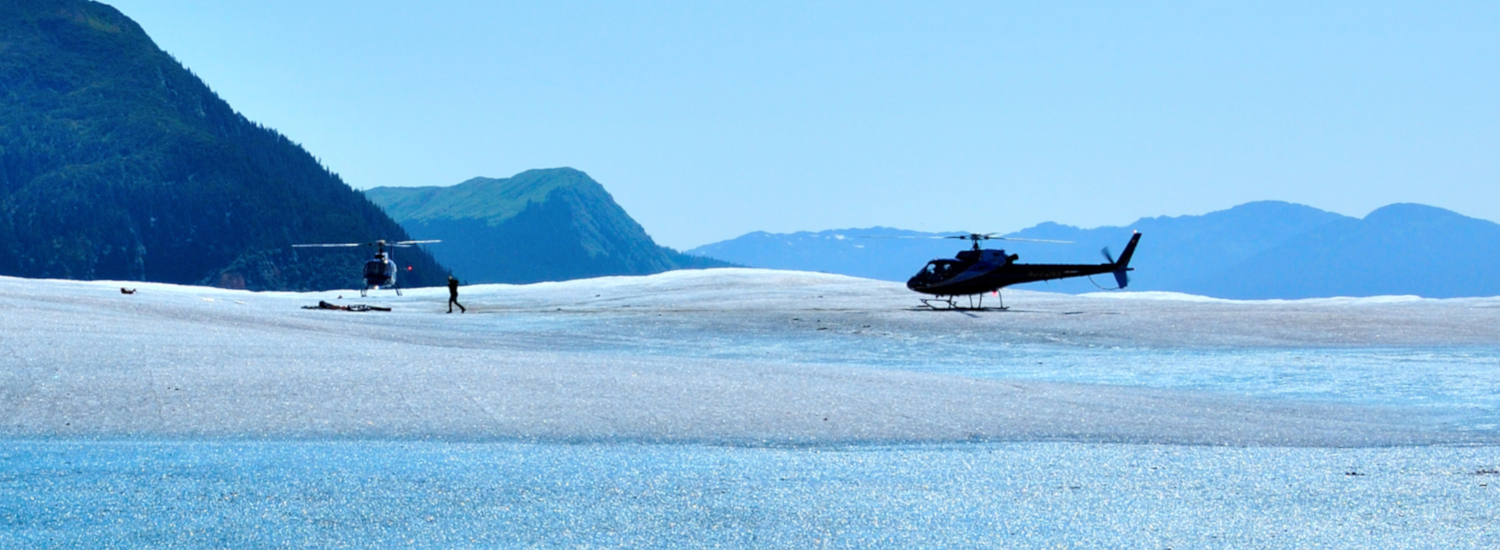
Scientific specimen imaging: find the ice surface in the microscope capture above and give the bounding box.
[2,440,1496,549]
[1,270,1495,445]
[3,269,1499,547]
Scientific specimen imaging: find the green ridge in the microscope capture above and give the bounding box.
[365,169,590,224]
[366,168,730,284]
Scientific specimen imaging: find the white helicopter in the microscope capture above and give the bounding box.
[292,239,440,296]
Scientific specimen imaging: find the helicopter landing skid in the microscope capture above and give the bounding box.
[920,293,1006,311]
[359,286,402,298]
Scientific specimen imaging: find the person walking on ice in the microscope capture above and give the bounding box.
[447,276,466,313]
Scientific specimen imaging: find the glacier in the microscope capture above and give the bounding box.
[1,269,1496,548]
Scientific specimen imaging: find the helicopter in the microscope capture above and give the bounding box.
[906,232,1142,309]
[291,239,441,297]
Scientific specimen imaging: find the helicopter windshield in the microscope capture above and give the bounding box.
[913,260,961,283]
[363,258,394,284]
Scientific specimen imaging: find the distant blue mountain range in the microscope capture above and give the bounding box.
[687,201,1500,299]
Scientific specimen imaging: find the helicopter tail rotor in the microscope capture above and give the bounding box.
[1108,232,1142,289]
[1099,247,1130,288]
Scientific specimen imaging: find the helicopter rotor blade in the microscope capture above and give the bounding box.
[1101,246,1116,264]
[292,243,367,248]
[293,239,440,248]
[858,235,979,241]
[941,233,988,241]
[863,234,1073,244]
[389,240,441,248]
[991,236,1073,244]
[857,234,968,239]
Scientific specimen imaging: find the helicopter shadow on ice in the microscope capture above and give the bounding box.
[902,305,1124,318]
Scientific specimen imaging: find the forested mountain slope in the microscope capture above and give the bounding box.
[0,0,446,290]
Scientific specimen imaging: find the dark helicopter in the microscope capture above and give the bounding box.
[292,239,441,297]
[906,232,1142,309]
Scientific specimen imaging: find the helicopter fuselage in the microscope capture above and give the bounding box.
[907,233,1141,296]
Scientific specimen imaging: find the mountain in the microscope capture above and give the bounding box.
[688,201,1500,299]
[1001,201,1355,294]
[364,168,729,284]
[0,0,446,290]
[686,226,972,282]
[1198,203,1500,299]
[687,201,1353,290]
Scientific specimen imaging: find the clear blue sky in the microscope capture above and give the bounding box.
[108,1,1498,249]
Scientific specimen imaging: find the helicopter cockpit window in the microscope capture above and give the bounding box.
[364,259,393,282]
[924,261,953,274]
[916,261,959,282]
